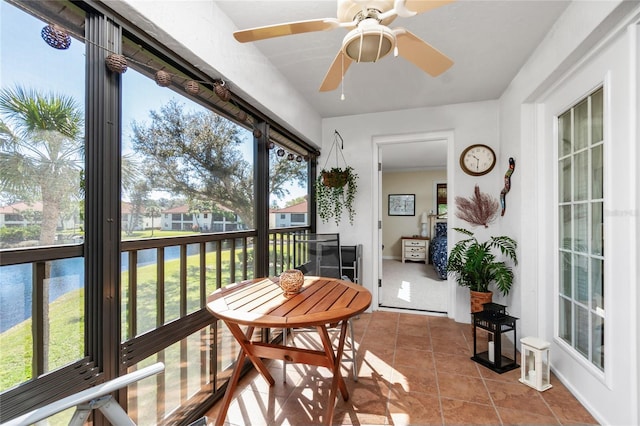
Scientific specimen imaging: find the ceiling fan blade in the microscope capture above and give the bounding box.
[234,18,341,43]
[319,51,354,92]
[395,29,453,77]
[403,0,455,15]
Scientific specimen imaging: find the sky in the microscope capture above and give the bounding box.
[0,1,306,207]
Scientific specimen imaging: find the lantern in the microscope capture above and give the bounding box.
[471,303,519,373]
[519,337,553,391]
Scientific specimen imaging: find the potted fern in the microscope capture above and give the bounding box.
[316,166,358,225]
[446,227,518,312]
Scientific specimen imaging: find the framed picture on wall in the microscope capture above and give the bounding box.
[388,194,415,216]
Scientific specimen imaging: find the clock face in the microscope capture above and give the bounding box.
[460,144,496,176]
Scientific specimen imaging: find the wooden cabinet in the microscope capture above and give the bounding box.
[401,237,429,263]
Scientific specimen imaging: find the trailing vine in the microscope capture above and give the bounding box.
[316,166,358,225]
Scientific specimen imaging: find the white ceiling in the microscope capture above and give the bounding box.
[214,0,570,169]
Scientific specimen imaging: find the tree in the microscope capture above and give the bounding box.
[0,86,83,372]
[0,86,83,245]
[130,99,306,227]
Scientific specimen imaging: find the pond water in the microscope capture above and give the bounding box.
[0,245,201,333]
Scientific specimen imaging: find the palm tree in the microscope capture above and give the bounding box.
[0,86,83,246]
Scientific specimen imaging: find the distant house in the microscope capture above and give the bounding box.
[121,201,158,232]
[0,202,44,228]
[271,200,308,228]
[162,204,244,232]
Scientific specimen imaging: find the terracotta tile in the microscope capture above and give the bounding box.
[437,371,492,404]
[540,383,599,425]
[394,346,434,369]
[496,406,561,425]
[399,313,430,327]
[390,363,438,395]
[398,322,430,337]
[388,391,443,425]
[332,376,392,425]
[485,378,555,417]
[440,397,501,425]
[476,361,521,383]
[433,352,481,377]
[431,335,471,356]
[205,313,597,426]
[396,333,431,351]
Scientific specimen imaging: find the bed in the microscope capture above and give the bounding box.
[430,222,448,280]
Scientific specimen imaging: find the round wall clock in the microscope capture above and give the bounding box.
[459,144,496,176]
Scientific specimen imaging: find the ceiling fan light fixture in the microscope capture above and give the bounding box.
[342,19,395,63]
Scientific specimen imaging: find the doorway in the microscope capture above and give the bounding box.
[372,131,455,315]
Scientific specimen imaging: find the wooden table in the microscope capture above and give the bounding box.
[206,276,371,426]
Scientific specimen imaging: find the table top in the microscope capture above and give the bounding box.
[206,276,371,328]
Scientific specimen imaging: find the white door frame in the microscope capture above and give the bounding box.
[371,130,456,318]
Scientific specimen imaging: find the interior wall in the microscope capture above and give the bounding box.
[498,2,639,425]
[320,100,499,322]
[382,170,446,259]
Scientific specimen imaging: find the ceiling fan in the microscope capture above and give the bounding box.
[233,0,455,92]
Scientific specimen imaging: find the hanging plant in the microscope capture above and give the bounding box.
[316,130,358,225]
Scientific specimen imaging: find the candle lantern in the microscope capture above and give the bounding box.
[471,302,519,373]
[519,337,553,391]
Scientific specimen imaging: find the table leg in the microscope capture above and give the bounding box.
[214,348,247,426]
[225,322,275,386]
[215,323,276,426]
[317,320,350,425]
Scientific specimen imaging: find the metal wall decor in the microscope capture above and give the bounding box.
[500,157,515,216]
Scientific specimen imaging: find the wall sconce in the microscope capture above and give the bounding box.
[519,337,553,391]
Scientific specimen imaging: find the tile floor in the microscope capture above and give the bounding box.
[205,311,599,425]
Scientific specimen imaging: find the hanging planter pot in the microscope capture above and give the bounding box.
[316,130,358,226]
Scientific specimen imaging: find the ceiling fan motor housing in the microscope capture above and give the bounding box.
[342,18,395,62]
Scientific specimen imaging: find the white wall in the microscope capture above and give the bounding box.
[321,100,500,322]
[499,2,639,425]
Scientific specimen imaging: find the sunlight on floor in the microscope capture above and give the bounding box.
[397,280,412,302]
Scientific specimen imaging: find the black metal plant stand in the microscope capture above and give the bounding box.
[471,303,519,374]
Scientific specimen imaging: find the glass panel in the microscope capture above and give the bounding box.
[121,251,131,341]
[575,305,589,357]
[591,88,603,144]
[573,204,587,253]
[592,312,604,370]
[574,254,588,304]
[559,252,572,296]
[0,1,85,249]
[122,63,255,240]
[206,241,220,295]
[591,258,604,310]
[127,326,213,424]
[186,243,201,314]
[0,264,33,390]
[164,247,181,324]
[591,202,603,255]
[592,144,603,199]
[574,99,589,151]
[137,248,159,335]
[559,158,572,202]
[574,150,588,201]
[268,137,309,229]
[559,205,572,250]
[559,297,572,343]
[558,111,572,157]
[46,258,84,371]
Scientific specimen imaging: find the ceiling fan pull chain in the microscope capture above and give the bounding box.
[341,54,344,97]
